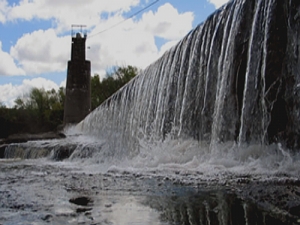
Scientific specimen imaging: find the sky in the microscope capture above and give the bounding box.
[0,0,230,107]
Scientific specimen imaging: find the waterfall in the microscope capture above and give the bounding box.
[78,0,300,153]
[2,2,300,224]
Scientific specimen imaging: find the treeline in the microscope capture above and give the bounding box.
[0,87,65,138]
[91,65,139,110]
[0,65,139,138]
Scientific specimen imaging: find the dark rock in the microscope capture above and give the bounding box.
[41,214,53,221]
[105,204,112,208]
[3,132,66,145]
[0,144,7,158]
[288,202,300,216]
[51,145,77,161]
[69,196,92,206]
[58,132,66,138]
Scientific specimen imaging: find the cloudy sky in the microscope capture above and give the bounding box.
[0,0,230,107]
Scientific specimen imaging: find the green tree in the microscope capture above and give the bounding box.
[12,87,65,133]
[91,74,102,110]
[91,65,139,110]
[114,65,138,83]
[14,97,26,109]
[46,87,65,128]
[30,88,48,123]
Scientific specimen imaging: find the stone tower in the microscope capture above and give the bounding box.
[64,25,91,125]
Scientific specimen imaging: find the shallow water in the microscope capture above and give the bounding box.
[1,157,299,225]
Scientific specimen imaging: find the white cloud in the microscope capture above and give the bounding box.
[0,0,8,23]
[0,1,194,87]
[140,3,194,40]
[0,41,25,76]
[6,0,140,31]
[0,77,59,107]
[87,3,193,75]
[10,29,69,75]
[207,0,231,8]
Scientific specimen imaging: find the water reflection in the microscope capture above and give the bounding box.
[143,189,292,225]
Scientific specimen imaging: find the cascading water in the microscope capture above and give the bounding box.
[5,0,300,177]
[78,0,300,156]
[2,0,300,178]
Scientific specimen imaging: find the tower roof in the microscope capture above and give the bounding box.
[71,24,87,39]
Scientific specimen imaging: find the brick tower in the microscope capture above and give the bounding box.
[64,25,91,124]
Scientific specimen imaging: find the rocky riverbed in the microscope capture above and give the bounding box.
[0,158,299,225]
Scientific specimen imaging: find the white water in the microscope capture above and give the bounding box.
[18,125,295,184]
[6,123,300,183]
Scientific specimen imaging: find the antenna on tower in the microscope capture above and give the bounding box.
[71,24,87,38]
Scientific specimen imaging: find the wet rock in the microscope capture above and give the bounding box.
[51,145,77,161]
[76,207,92,213]
[288,202,300,217]
[69,196,92,206]
[4,142,77,160]
[2,132,66,144]
[41,214,53,222]
[105,203,112,208]
[0,144,7,158]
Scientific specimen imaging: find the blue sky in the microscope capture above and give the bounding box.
[0,0,229,107]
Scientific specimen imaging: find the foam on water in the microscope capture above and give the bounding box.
[49,131,300,183]
[4,122,300,186]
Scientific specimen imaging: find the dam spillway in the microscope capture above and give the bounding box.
[78,0,300,154]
